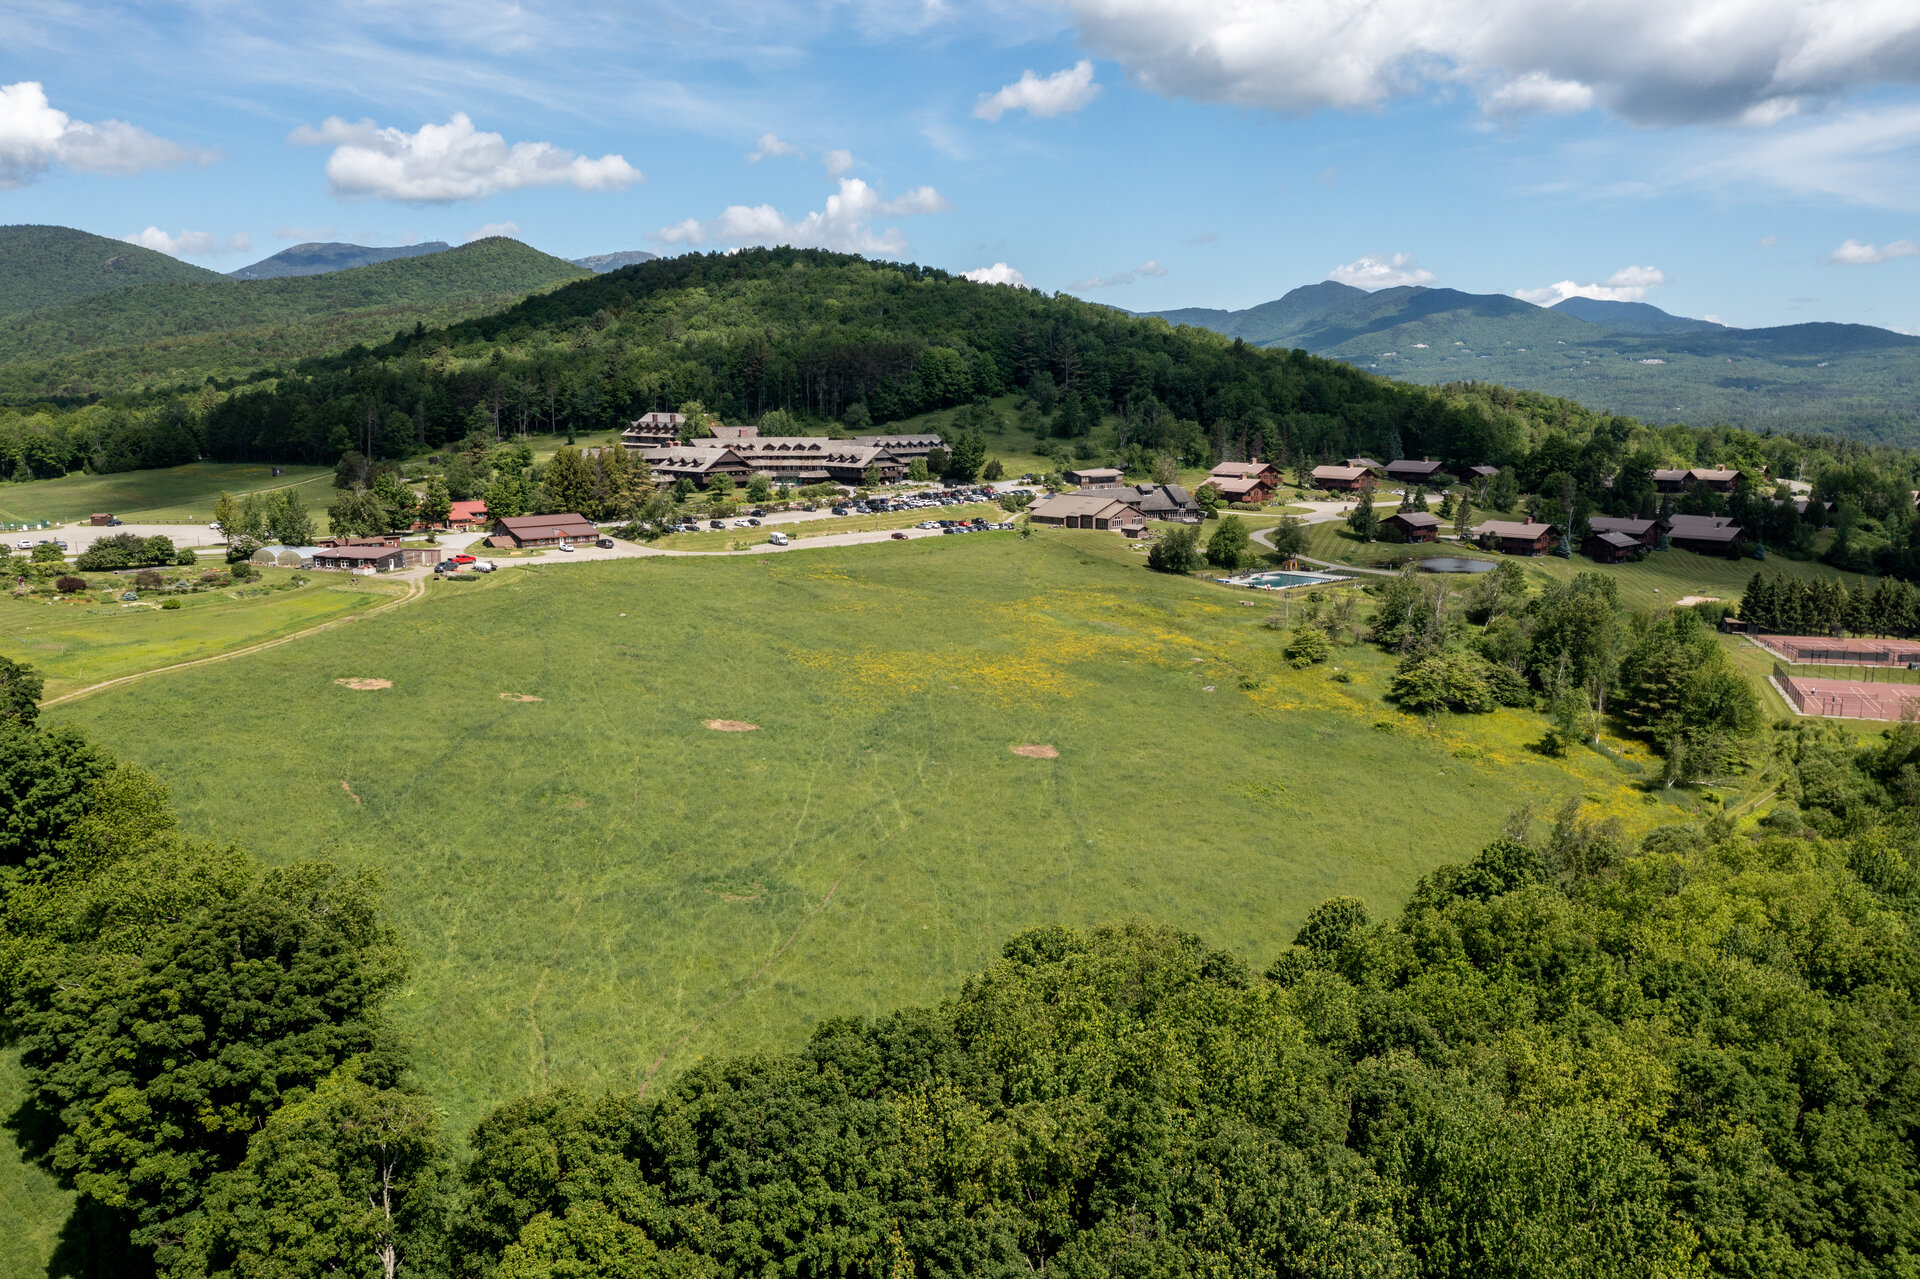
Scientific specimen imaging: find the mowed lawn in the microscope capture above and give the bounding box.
[0,461,336,527]
[49,534,1698,1139]
[2,572,404,699]
[1297,519,1866,612]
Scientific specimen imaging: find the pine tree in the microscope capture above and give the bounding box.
[541,446,595,515]
[1741,572,1773,631]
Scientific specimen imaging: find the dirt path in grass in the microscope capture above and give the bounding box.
[39,571,429,709]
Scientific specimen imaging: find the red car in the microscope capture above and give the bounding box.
[890,531,909,540]
[451,554,476,564]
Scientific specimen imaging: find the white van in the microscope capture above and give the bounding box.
[768,532,790,546]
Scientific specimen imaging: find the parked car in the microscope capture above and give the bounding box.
[596,537,614,548]
[434,561,457,573]
[710,520,726,529]
[15,540,31,550]
[452,554,476,564]
[746,518,761,527]
[768,531,790,546]
[891,531,909,540]
[559,543,576,552]
[749,508,767,517]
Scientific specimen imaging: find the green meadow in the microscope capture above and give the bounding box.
[2,570,405,700]
[0,461,335,527]
[45,531,1704,1140]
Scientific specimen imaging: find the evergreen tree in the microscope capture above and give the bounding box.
[1346,491,1380,542]
[540,445,595,514]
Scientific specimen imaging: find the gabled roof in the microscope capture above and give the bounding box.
[1666,514,1736,532]
[1207,462,1276,479]
[851,434,944,448]
[1313,465,1372,481]
[1475,520,1554,539]
[1588,516,1657,535]
[1345,457,1384,471]
[1667,520,1744,542]
[1205,476,1266,496]
[1468,464,1499,477]
[1591,531,1641,550]
[447,500,488,519]
[314,544,403,561]
[495,513,597,535]
[1066,466,1123,481]
[1030,493,1139,520]
[1389,511,1442,527]
[630,411,685,427]
[1386,458,1446,475]
[643,446,750,472]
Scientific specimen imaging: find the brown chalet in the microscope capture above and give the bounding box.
[1584,531,1642,563]
[620,412,687,451]
[1312,464,1374,492]
[1586,516,1659,549]
[489,513,600,549]
[1027,492,1144,532]
[1385,458,1449,486]
[1064,466,1124,487]
[1467,464,1500,481]
[1203,473,1275,503]
[1386,511,1442,543]
[1664,514,1747,557]
[1653,467,1742,493]
[1475,520,1555,556]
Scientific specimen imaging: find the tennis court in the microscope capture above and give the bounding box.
[1777,674,1920,721]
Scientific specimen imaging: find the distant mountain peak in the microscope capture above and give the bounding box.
[571,250,659,273]
[230,241,454,281]
[1547,296,1725,336]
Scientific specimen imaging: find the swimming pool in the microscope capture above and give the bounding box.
[1231,570,1348,589]
[1414,557,1496,574]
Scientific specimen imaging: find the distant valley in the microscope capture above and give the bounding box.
[1141,282,1920,444]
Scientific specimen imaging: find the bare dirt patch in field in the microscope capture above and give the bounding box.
[335,677,392,690]
[500,693,544,702]
[704,719,759,732]
[341,780,362,805]
[1675,595,1721,607]
[1011,743,1059,758]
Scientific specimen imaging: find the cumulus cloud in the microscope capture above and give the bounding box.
[123,227,252,258]
[1515,265,1670,305]
[747,133,803,162]
[1136,258,1167,277]
[1828,238,1919,264]
[653,177,949,255]
[1328,253,1436,290]
[291,113,639,202]
[823,148,855,178]
[964,262,1029,286]
[1058,0,1920,126]
[1759,234,1781,247]
[974,61,1102,121]
[0,81,209,187]
[464,221,520,243]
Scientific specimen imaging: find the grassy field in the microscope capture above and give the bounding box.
[1295,519,1866,612]
[1,570,405,699]
[34,533,1711,1152]
[0,462,336,527]
[0,1052,73,1279]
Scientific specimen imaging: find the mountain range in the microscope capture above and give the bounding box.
[230,242,658,280]
[1141,282,1920,443]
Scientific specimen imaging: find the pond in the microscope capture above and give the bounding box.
[1414,557,1497,574]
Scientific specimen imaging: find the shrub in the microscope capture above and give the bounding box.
[1204,515,1251,569]
[230,561,257,582]
[1284,627,1331,668]
[133,569,165,589]
[55,576,87,594]
[1387,651,1502,713]
[175,549,198,566]
[30,542,65,564]
[1147,525,1202,573]
[226,537,261,564]
[161,599,182,610]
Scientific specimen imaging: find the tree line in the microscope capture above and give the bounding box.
[3,648,1918,1278]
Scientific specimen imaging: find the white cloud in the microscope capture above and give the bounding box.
[1058,0,1920,126]
[1696,103,1920,206]
[464,221,520,243]
[822,148,855,177]
[1071,258,1169,290]
[1515,265,1670,304]
[964,262,1029,286]
[1827,238,1919,264]
[974,61,1102,121]
[746,133,803,162]
[1328,253,1436,290]
[653,177,949,254]
[291,113,639,202]
[0,80,209,187]
[1759,234,1781,247]
[123,227,252,258]
[1189,231,1218,244]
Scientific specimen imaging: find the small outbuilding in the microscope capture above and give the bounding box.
[312,545,404,573]
[1028,493,1143,531]
[1385,458,1449,486]
[1064,466,1124,488]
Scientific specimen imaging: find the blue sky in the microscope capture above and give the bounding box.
[4,0,1920,330]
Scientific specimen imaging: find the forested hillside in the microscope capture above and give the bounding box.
[0,238,588,402]
[1143,282,1920,443]
[3,649,1917,1278]
[0,226,224,318]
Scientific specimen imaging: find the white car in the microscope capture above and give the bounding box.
[559,543,575,552]
[16,539,32,550]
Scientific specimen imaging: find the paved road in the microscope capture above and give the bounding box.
[14,521,228,553]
